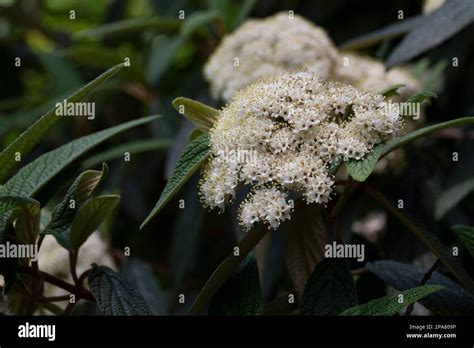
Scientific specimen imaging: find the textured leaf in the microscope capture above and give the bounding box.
[0,116,157,198]
[345,144,385,182]
[140,133,210,229]
[69,195,120,251]
[0,115,156,242]
[340,285,444,316]
[367,260,474,315]
[285,204,326,298]
[172,97,219,132]
[82,138,172,168]
[0,63,124,184]
[434,177,474,220]
[88,264,153,316]
[301,258,357,315]
[209,253,263,315]
[43,164,108,247]
[452,225,474,257]
[387,0,474,66]
[120,258,169,315]
[339,16,423,50]
[0,196,40,239]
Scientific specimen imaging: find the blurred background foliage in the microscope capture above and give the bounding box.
[0,0,473,314]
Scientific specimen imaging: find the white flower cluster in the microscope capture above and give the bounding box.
[204,12,338,101]
[199,72,402,231]
[204,13,421,102]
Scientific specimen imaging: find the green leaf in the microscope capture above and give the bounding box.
[340,285,444,315]
[301,258,357,315]
[0,63,124,184]
[382,116,474,157]
[88,264,153,316]
[140,133,210,229]
[0,196,40,216]
[69,195,120,251]
[367,260,474,315]
[209,253,263,315]
[120,258,169,315]
[387,0,474,67]
[379,84,406,98]
[346,116,474,182]
[434,177,474,220]
[172,97,219,132]
[82,138,172,168]
[0,196,40,238]
[284,204,326,298]
[188,128,204,142]
[345,144,385,182]
[406,91,438,104]
[452,225,474,257]
[43,164,108,247]
[0,115,157,242]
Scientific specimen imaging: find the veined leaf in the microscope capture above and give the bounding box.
[0,115,157,242]
[88,264,153,316]
[140,133,210,229]
[452,225,474,257]
[345,144,385,182]
[172,97,219,132]
[340,285,444,315]
[434,177,474,220]
[0,196,40,237]
[209,253,263,315]
[43,164,108,247]
[0,63,125,184]
[301,258,357,315]
[345,116,474,182]
[120,258,169,315]
[69,195,120,251]
[367,260,474,315]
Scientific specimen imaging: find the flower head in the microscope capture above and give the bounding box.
[199,72,403,231]
[204,12,338,101]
